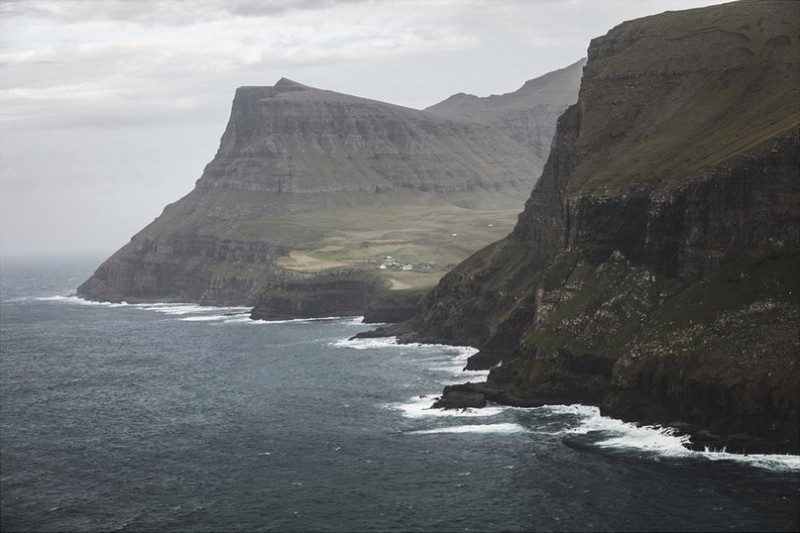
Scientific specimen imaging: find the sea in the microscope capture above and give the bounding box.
[1,256,798,533]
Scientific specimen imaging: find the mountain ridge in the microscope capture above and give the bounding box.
[197,78,540,202]
[426,58,586,165]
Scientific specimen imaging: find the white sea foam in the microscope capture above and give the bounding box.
[249,316,350,325]
[339,337,500,420]
[223,316,256,324]
[560,404,693,454]
[140,304,216,315]
[439,346,479,365]
[695,450,800,472]
[333,336,480,361]
[336,337,489,383]
[35,295,130,307]
[543,404,800,472]
[36,295,257,322]
[34,295,80,302]
[145,307,363,326]
[432,348,488,381]
[331,336,405,350]
[35,296,367,327]
[409,423,526,435]
[391,394,506,419]
[440,372,490,385]
[180,314,236,322]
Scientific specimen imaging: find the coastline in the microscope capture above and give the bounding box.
[353,322,800,456]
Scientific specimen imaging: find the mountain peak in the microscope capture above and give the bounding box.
[274,77,308,89]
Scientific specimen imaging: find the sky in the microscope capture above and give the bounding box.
[0,0,726,259]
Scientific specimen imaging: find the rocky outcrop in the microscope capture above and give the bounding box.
[404,0,800,453]
[250,272,379,321]
[77,228,290,305]
[78,69,583,308]
[361,288,427,324]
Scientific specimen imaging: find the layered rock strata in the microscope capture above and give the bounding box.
[199,78,540,207]
[394,0,800,453]
[78,70,583,310]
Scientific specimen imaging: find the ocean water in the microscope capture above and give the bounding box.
[1,256,798,532]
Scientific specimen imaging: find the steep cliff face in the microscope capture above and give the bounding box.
[405,0,800,453]
[76,189,292,305]
[248,269,380,321]
[199,78,540,208]
[78,68,582,308]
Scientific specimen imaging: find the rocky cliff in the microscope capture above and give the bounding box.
[198,78,541,209]
[78,69,582,311]
[396,0,800,453]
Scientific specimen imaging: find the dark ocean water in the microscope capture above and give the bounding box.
[1,256,798,533]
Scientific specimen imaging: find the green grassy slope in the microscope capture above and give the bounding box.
[575,0,799,193]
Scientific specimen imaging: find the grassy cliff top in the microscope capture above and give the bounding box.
[571,0,799,194]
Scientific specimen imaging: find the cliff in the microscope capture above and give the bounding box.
[397,0,800,453]
[78,68,583,312]
[198,77,540,209]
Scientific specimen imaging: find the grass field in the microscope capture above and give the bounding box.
[270,195,520,290]
[131,176,527,293]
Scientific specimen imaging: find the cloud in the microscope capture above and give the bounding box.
[0,0,491,130]
[0,0,728,129]
[1,0,379,27]
[0,0,217,27]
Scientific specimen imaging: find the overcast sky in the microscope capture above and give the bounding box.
[0,0,724,259]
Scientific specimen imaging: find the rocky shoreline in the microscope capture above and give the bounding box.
[352,322,799,456]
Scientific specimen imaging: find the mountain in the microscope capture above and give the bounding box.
[77,66,584,316]
[199,77,540,209]
[426,58,586,166]
[385,0,800,453]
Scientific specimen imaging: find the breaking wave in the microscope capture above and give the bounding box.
[392,394,505,419]
[33,295,365,327]
[408,423,527,435]
[549,404,800,472]
[250,316,354,325]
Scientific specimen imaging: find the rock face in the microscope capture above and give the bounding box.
[199,78,541,208]
[249,270,378,321]
[401,0,800,453]
[78,68,583,310]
